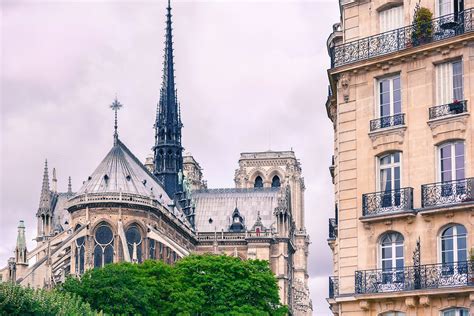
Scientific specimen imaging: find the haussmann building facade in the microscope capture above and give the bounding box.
[325,0,473,315]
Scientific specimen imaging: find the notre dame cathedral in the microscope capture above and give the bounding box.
[0,2,312,314]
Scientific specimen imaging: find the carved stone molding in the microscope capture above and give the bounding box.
[338,72,351,102]
[427,113,469,141]
[368,126,407,150]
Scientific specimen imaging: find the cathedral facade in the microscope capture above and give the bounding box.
[0,2,312,314]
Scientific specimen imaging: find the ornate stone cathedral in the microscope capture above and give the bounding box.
[0,2,312,314]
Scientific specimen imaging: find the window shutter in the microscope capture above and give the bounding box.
[379,6,404,32]
[436,62,453,104]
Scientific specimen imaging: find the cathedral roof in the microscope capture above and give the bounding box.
[192,188,279,232]
[77,139,172,204]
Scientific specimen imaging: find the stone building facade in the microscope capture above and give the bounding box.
[0,1,312,314]
[325,0,474,315]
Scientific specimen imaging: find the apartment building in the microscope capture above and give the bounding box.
[325,0,473,315]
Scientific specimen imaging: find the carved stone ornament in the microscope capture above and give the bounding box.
[292,278,313,314]
[368,125,407,150]
[338,73,351,103]
[427,113,469,140]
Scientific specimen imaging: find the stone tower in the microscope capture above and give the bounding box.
[36,160,52,241]
[153,0,183,198]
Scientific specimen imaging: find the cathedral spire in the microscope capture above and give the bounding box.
[38,159,51,213]
[67,176,73,195]
[110,98,123,145]
[153,0,183,198]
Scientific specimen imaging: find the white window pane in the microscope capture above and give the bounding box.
[438,0,454,16]
[380,6,404,32]
[436,62,454,104]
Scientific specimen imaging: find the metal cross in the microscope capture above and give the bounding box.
[110,98,123,143]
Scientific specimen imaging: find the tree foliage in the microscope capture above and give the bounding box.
[61,254,287,316]
[0,281,95,315]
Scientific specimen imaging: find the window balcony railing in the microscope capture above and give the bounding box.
[329,276,339,298]
[421,177,474,208]
[429,100,468,119]
[330,9,474,68]
[362,187,414,217]
[370,113,405,131]
[328,218,338,239]
[355,261,473,294]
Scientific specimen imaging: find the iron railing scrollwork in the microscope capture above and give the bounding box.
[421,177,474,208]
[429,100,468,119]
[370,113,405,131]
[355,261,474,294]
[328,218,338,239]
[329,276,339,298]
[331,9,474,67]
[362,187,414,217]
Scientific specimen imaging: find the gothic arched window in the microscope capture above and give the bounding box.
[254,176,263,188]
[126,225,142,263]
[93,224,114,268]
[74,225,85,275]
[271,175,281,188]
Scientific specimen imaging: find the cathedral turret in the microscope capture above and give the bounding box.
[15,220,27,266]
[153,0,183,198]
[36,159,52,239]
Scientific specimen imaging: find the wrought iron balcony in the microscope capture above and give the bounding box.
[355,261,473,294]
[429,100,468,119]
[421,177,474,208]
[328,218,337,239]
[370,113,405,131]
[362,187,414,217]
[329,276,339,298]
[330,9,474,68]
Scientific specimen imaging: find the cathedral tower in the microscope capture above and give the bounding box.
[153,0,183,198]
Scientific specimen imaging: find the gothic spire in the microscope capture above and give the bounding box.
[153,0,184,198]
[110,98,123,145]
[37,159,51,215]
[67,176,73,195]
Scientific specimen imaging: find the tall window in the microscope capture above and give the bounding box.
[379,6,404,32]
[379,152,401,207]
[254,176,263,188]
[439,141,464,182]
[380,232,404,283]
[437,0,464,16]
[126,225,142,263]
[380,312,406,316]
[378,75,401,118]
[436,60,463,105]
[441,308,469,316]
[75,232,85,275]
[93,224,114,268]
[271,175,281,188]
[149,239,156,260]
[441,224,467,264]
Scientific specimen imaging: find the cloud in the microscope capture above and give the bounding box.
[0,1,339,313]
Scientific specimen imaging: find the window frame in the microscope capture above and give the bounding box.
[440,307,469,316]
[436,141,465,182]
[379,5,404,33]
[438,224,468,264]
[376,74,402,119]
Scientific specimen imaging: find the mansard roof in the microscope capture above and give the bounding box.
[77,139,172,204]
[192,187,279,232]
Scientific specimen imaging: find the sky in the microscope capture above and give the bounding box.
[0,0,339,314]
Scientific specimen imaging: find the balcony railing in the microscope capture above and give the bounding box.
[429,100,468,119]
[370,113,405,131]
[362,187,414,217]
[355,261,473,294]
[421,177,474,208]
[330,9,474,68]
[328,218,338,239]
[329,276,339,298]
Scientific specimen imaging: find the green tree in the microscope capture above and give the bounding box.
[0,282,95,315]
[61,254,287,316]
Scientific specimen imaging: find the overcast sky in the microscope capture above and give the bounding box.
[1,0,339,314]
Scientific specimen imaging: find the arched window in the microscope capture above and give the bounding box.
[254,176,263,188]
[441,308,469,316]
[74,225,85,275]
[126,225,142,263]
[378,152,401,208]
[379,312,406,316]
[271,175,281,188]
[380,232,404,284]
[93,224,114,268]
[440,224,467,275]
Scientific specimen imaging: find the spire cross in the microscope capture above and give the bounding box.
[110,98,123,144]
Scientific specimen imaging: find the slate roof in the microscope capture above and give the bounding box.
[192,188,279,232]
[77,139,172,204]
